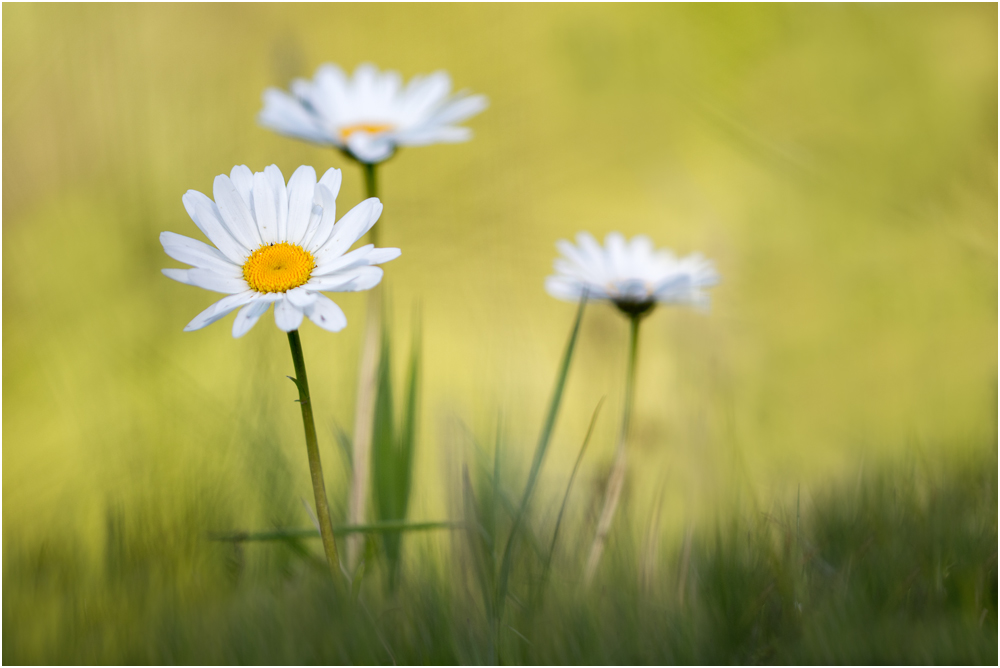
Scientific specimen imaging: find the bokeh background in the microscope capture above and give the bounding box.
[3,2,996,582]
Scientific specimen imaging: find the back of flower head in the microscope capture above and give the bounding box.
[160,163,401,582]
[545,231,719,584]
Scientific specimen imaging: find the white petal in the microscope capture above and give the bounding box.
[397,72,452,120]
[313,243,373,276]
[264,165,289,241]
[394,125,471,147]
[160,231,240,275]
[372,68,402,107]
[556,239,599,277]
[313,198,382,264]
[352,63,380,100]
[252,170,279,244]
[576,232,608,275]
[318,168,342,201]
[553,258,595,283]
[286,165,317,246]
[427,93,489,126]
[306,273,356,292]
[183,292,255,332]
[258,89,337,145]
[232,299,272,338]
[214,174,263,250]
[230,166,254,209]
[273,296,304,332]
[181,190,248,264]
[364,247,401,264]
[186,268,248,294]
[162,268,194,286]
[286,286,318,309]
[309,266,383,292]
[544,276,607,302]
[313,244,401,276]
[303,183,339,251]
[629,235,654,260]
[306,293,347,332]
[545,276,582,302]
[605,233,629,277]
[346,132,395,164]
[308,64,351,124]
[300,207,324,253]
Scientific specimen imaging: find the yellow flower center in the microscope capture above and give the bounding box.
[339,122,394,142]
[242,242,315,293]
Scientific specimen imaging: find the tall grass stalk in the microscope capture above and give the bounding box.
[494,295,587,640]
[371,310,421,590]
[540,397,604,595]
[347,160,382,570]
[210,521,462,543]
[584,313,641,584]
[286,330,342,580]
[6,429,995,664]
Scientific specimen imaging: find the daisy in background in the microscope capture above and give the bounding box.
[259,62,488,168]
[260,63,485,569]
[545,232,718,317]
[161,164,400,580]
[545,232,718,585]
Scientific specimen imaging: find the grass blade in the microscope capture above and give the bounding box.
[209,520,462,542]
[540,396,605,593]
[495,295,587,629]
[371,310,422,589]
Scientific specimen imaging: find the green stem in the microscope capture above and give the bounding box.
[363,161,379,246]
[584,314,642,584]
[287,329,342,579]
[495,295,588,633]
[541,397,605,592]
[209,520,463,543]
[621,315,641,442]
[346,158,382,571]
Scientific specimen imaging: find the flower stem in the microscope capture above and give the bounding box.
[347,160,382,571]
[363,161,379,245]
[287,329,341,579]
[584,314,642,585]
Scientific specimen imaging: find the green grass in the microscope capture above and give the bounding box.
[4,441,995,664]
[2,4,997,665]
[371,307,423,591]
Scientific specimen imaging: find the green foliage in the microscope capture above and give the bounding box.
[3,4,997,665]
[371,309,422,590]
[5,445,995,664]
[494,295,587,653]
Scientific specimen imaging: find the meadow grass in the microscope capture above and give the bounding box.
[4,436,995,664]
[3,4,997,665]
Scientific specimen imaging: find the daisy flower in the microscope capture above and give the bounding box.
[259,62,488,164]
[544,232,718,585]
[161,164,400,337]
[545,232,719,318]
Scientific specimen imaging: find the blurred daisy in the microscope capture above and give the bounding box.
[546,232,719,318]
[259,63,488,164]
[161,164,400,337]
[544,231,718,584]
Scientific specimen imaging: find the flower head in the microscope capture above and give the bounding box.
[545,232,718,317]
[259,63,488,165]
[162,164,400,337]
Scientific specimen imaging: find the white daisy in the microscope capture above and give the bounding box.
[259,62,488,164]
[545,232,718,317]
[161,164,400,337]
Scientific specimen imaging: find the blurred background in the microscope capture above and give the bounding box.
[3,1,996,633]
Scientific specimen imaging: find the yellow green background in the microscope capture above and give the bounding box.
[3,4,996,552]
